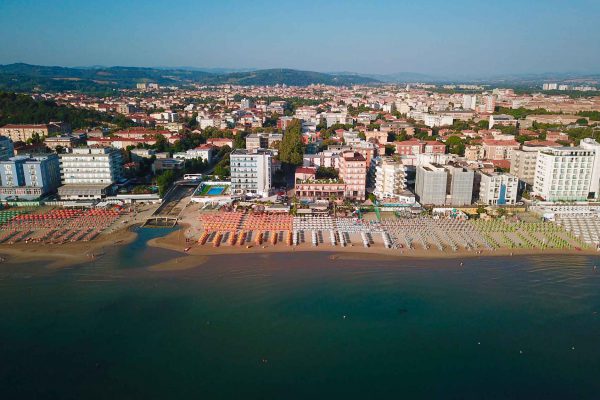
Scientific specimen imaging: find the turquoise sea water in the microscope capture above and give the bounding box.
[0,228,599,399]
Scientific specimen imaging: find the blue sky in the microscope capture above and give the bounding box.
[1,0,599,76]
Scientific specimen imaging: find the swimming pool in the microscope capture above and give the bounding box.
[206,187,225,195]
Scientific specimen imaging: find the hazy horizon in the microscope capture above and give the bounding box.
[1,0,599,77]
[3,62,600,80]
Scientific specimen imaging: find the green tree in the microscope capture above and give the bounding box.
[0,91,133,130]
[234,132,247,149]
[279,119,304,166]
[445,135,465,156]
[154,134,169,152]
[156,170,177,197]
[577,111,600,121]
[316,167,338,179]
[477,120,489,130]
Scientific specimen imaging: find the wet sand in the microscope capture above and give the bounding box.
[0,225,139,268]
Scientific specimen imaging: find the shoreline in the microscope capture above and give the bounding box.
[0,223,141,269]
[148,223,600,262]
[1,222,598,269]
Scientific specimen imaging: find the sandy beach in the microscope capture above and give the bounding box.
[1,217,598,270]
[147,222,600,263]
[0,225,139,268]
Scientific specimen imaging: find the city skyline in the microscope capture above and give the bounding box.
[1,0,599,77]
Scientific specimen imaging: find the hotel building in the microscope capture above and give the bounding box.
[339,151,367,201]
[230,149,272,198]
[58,147,123,200]
[579,138,600,199]
[533,146,595,202]
[0,154,61,199]
[415,163,474,206]
[415,163,447,205]
[477,172,518,205]
[373,157,411,200]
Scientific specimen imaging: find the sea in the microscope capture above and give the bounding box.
[0,227,599,399]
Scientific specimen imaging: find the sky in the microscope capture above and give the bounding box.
[1,0,599,77]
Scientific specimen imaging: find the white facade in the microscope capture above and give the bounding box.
[462,94,477,110]
[198,117,217,129]
[323,112,351,127]
[230,149,272,197]
[415,163,447,205]
[543,83,558,90]
[478,172,518,205]
[489,114,516,129]
[173,146,214,163]
[510,144,548,187]
[423,114,453,128]
[59,147,123,185]
[446,165,474,206]
[240,98,252,109]
[533,147,595,202]
[373,157,409,200]
[579,138,600,199]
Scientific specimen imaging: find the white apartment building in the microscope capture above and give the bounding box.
[414,163,473,206]
[302,147,350,169]
[373,157,410,200]
[446,165,474,206]
[323,112,351,127]
[294,106,318,123]
[423,114,453,128]
[197,116,218,129]
[240,98,252,109]
[489,114,517,129]
[58,147,123,199]
[510,143,550,187]
[579,138,600,199]
[478,172,518,205]
[533,146,596,202]
[230,149,272,198]
[173,144,214,163]
[462,94,477,110]
[415,163,447,205]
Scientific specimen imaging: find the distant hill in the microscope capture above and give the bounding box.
[368,72,448,83]
[0,63,215,93]
[0,64,379,92]
[0,91,130,129]
[202,68,379,86]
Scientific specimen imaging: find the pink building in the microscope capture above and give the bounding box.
[546,131,570,143]
[394,139,425,155]
[339,152,367,201]
[423,140,446,154]
[294,167,317,183]
[207,138,234,148]
[482,139,520,160]
[364,130,389,144]
[295,182,346,201]
[394,139,446,156]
